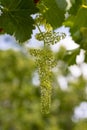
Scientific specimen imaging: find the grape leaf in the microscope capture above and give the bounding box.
[69,0,82,15]
[74,6,87,28]
[70,6,87,50]
[38,0,67,29]
[0,0,38,43]
[64,3,87,51]
[64,0,82,29]
[72,27,87,51]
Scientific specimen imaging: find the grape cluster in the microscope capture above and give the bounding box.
[31,14,66,114]
[35,31,66,45]
[30,29,66,114]
[29,49,41,57]
[35,14,66,46]
[30,48,56,114]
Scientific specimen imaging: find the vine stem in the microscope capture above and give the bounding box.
[35,23,46,46]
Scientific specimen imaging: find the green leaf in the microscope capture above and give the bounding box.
[69,0,82,15]
[71,6,87,47]
[0,0,38,43]
[38,0,67,29]
[74,6,87,28]
[64,4,87,51]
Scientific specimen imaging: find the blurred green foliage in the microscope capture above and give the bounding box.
[0,50,87,130]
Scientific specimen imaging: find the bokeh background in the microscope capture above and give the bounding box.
[0,33,87,130]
